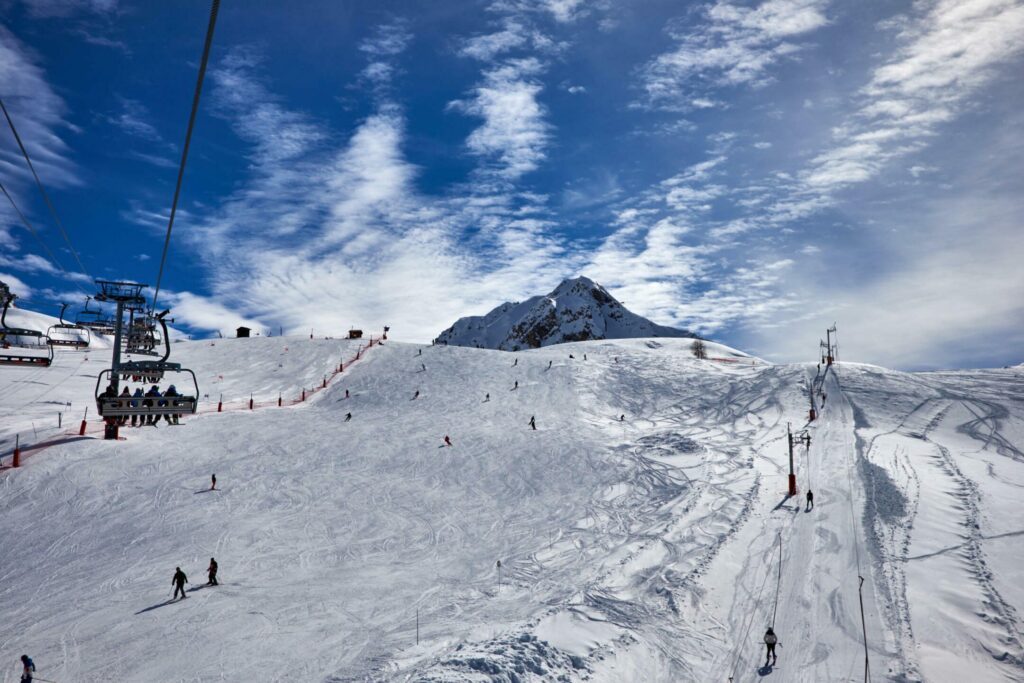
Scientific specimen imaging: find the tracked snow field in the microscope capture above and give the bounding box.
[1,335,1022,682]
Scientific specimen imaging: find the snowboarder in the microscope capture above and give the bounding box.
[764,627,778,665]
[172,567,188,600]
[620,414,625,421]
[344,412,352,422]
[413,390,420,400]
[211,474,217,491]
[444,435,452,447]
[207,557,219,586]
[529,416,536,430]
[806,489,814,510]
[20,655,35,682]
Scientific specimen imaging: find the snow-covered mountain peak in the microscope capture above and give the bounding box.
[436,276,697,350]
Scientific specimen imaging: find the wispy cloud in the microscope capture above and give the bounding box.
[637,0,830,110]
[107,97,163,142]
[16,0,117,19]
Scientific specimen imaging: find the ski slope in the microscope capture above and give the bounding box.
[1,334,1022,682]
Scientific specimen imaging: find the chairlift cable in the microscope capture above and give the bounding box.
[0,180,89,297]
[0,97,93,283]
[150,0,221,314]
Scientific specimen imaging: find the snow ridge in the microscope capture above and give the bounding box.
[436,276,697,350]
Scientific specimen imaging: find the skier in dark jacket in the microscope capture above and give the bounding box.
[172,567,188,600]
[529,416,536,430]
[806,489,814,510]
[211,473,217,491]
[131,387,144,427]
[207,558,219,586]
[20,655,35,682]
[145,385,162,425]
[764,627,778,665]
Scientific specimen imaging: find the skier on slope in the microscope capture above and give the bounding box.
[513,380,518,390]
[207,558,219,586]
[421,363,426,372]
[513,358,518,366]
[345,412,352,422]
[529,416,536,430]
[211,474,217,491]
[764,627,778,666]
[172,567,188,600]
[547,360,552,369]
[413,390,420,400]
[444,435,452,447]
[20,655,35,682]
[806,489,814,510]
[485,393,490,402]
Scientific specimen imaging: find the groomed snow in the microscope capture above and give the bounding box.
[1,334,1022,682]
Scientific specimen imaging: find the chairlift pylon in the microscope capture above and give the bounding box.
[93,281,199,437]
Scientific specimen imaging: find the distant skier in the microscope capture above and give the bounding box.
[444,435,452,447]
[211,474,217,491]
[413,390,420,400]
[20,655,35,682]
[345,389,350,399]
[806,489,814,510]
[513,380,518,390]
[529,416,536,430]
[764,627,778,665]
[417,349,422,356]
[569,354,575,359]
[421,363,426,372]
[484,393,490,402]
[344,412,352,422]
[172,567,188,600]
[547,360,552,369]
[620,414,625,421]
[583,354,587,361]
[513,358,518,367]
[207,557,219,586]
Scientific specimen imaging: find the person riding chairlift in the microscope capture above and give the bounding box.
[144,385,162,425]
[163,385,181,425]
[131,387,144,427]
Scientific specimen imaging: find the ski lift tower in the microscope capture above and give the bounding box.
[94,280,147,440]
[825,323,838,365]
[787,422,811,497]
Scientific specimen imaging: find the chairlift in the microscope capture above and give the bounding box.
[123,305,162,356]
[95,308,198,420]
[75,296,116,335]
[0,283,53,367]
[47,303,91,349]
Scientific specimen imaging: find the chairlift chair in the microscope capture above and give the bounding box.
[76,297,116,335]
[95,309,198,420]
[0,284,53,367]
[47,303,91,349]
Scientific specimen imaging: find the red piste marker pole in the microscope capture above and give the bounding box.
[218,394,223,413]
[278,394,282,407]
[249,393,254,410]
[12,434,21,468]
[79,407,88,436]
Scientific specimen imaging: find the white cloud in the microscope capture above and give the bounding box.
[638,0,830,109]
[450,58,551,178]
[0,272,33,298]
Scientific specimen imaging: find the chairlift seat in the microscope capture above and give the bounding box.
[97,396,197,418]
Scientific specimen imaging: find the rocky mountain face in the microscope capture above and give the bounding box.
[436,276,698,351]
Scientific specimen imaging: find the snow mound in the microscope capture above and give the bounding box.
[436,276,697,350]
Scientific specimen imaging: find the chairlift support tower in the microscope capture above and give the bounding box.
[787,422,811,497]
[94,280,147,439]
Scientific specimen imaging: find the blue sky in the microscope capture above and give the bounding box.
[1,0,1022,370]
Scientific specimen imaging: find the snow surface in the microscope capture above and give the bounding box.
[1,332,1023,683]
[436,277,696,350]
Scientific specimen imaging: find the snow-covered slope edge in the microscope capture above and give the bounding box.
[436,276,698,350]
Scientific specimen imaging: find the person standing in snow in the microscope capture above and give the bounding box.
[529,416,536,430]
[513,380,518,390]
[619,414,625,421]
[421,363,426,372]
[806,490,814,510]
[547,360,552,370]
[172,567,188,600]
[345,389,350,399]
[19,655,35,682]
[584,354,587,360]
[417,349,422,356]
[484,393,490,402]
[207,558,219,586]
[764,627,778,665]
[344,412,352,422]
[211,474,217,491]
[513,358,518,366]
[444,435,452,447]
[413,390,419,400]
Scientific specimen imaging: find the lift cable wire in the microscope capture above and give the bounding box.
[0,180,89,297]
[150,0,220,314]
[0,97,92,283]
